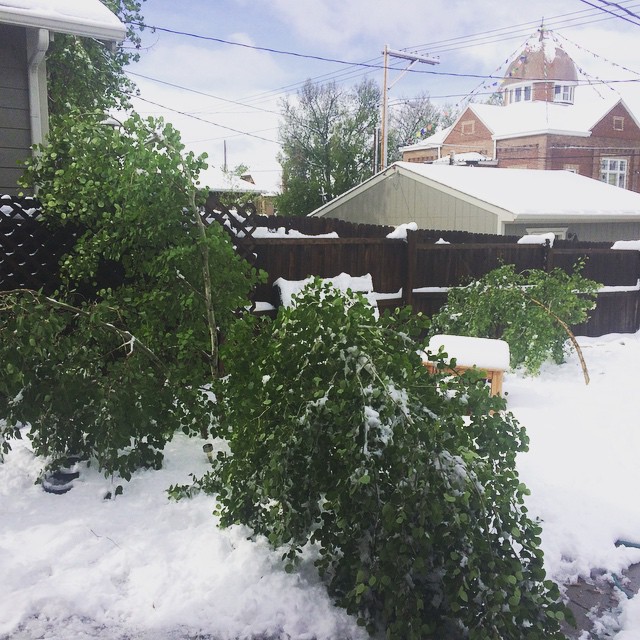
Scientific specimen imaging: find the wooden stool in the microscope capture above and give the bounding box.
[422,335,510,397]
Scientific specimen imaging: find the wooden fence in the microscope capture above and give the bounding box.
[2,195,639,337]
[403,235,640,337]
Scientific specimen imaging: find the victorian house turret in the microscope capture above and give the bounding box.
[401,30,640,193]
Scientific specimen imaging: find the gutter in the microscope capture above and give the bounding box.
[26,27,50,148]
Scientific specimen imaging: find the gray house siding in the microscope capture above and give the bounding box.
[505,221,640,243]
[0,24,30,194]
[323,175,500,233]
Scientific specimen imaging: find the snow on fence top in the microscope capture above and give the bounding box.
[386,222,417,240]
[517,232,556,246]
[274,273,377,311]
[611,240,640,251]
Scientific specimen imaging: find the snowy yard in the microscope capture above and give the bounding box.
[2,330,640,639]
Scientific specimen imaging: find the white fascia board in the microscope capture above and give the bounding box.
[514,211,640,223]
[0,5,125,41]
[493,129,591,141]
[397,164,516,225]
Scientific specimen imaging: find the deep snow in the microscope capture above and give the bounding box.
[2,331,640,639]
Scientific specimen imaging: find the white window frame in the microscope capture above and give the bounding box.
[525,227,568,240]
[505,83,532,104]
[613,116,624,131]
[554,84,574,103]
[600,158,628,189]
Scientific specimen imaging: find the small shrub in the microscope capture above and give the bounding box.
[193,280,571,639]
[430,263,600,375]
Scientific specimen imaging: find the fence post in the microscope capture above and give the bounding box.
[405,229,416,307]
[543,239,552,272]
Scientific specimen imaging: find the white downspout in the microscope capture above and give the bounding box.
[26,28,50,148]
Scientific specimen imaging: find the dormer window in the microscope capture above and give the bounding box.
[554,84,574,104]
[504,83,532,105]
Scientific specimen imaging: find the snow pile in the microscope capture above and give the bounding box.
[517,232,556,246]
[386,222,417,239]
[0,436,367,640]
[435,238,450,244]
[425,334,510,370]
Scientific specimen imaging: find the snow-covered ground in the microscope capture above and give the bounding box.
[2,331,640,639]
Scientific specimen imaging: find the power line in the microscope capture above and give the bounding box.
[131,95,281,145]
[126,71,280,115]
[128,22,418,73]
[576,0,640,26]
[124,7,640,153]
[128,21,523,81]
[128,3,640,113]
[595,0,640,21]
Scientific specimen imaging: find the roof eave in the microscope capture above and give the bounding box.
[493,129,591,140]
[0,9,126,41]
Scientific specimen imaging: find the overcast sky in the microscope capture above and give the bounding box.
[125,0,640,191]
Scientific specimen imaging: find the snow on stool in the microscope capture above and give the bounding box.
[423,335,510,397]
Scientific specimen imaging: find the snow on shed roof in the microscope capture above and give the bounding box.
[0,0,125,41]
[395,162,640,222]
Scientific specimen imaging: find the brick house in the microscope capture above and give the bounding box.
[401,32,640,193]
[0,0,125,194]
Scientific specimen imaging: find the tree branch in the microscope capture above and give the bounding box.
[528,296,590,385]
[0,289,167,374]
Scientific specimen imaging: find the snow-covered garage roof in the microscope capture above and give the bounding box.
[310,162,640,224]
[395,162,640,222]
[0,0,125,41]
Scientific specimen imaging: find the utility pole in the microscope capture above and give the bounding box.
[380,45,440,171]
